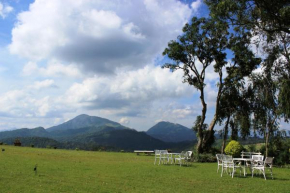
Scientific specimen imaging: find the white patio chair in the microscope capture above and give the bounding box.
[216,154,224,173]
[159,150,172,165]
[154,150,161,165]
[175,151,191,166]
[221,155,242,178]
[252,157,274,180]
[252,155,264,166]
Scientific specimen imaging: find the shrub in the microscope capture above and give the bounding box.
[224,140,243,157]
[197,154,216,162]
[247,144,256,152]
[192,151,216,162]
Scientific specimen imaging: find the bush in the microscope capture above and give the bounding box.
[224,140,243,157]
[192,152,216,162]
[247,144,256,152]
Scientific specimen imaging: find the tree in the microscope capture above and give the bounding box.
[206,0,290,119]
[250,72,280,157]
[163,17,260,153]
[218,82,253,153]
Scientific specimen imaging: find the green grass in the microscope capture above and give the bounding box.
[0,146,289,193]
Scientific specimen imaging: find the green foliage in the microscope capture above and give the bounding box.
[278,79,290,120]
[247,144,256,152]
[224,140,243,157]
[193,153,216,163]
[260,136,290,165]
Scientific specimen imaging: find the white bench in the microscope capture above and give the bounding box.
[134,150,154,155]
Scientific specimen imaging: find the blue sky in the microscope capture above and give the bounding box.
[1,0,286,132]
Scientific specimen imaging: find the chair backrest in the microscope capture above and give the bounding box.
[155,150,161,156]
[264,157,274,167]
[160,150,168,157]
[252,155,264,161]
[216,154,224,163]
[241,151,262,158]
[216,154,224,160]
[223,155,233,161]
[187,151,193,158]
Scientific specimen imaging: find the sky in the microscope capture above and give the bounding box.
[0,0,287,132]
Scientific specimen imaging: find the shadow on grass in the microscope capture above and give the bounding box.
[160,164,197,168]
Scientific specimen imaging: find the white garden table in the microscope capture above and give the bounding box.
[233,158,253,176]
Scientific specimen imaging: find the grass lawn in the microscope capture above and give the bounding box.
[0,146,289,193]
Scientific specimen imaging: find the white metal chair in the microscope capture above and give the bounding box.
[175,151,191,166]
[159,150,172,165]
[216,154,224,173]
[221,155,242,178]
[252,157,274,180]
[252,155,264,166]
[154,150,161,165]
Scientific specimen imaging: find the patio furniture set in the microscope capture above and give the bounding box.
[154,150,193,166]
[216,152,274,180]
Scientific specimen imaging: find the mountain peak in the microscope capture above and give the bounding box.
[46,114,121,132]
[147,121,196,143]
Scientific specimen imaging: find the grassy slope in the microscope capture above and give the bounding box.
[0,146,289,193]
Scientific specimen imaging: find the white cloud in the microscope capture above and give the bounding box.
[62,65,194,111]
[0,2,13,19]
[9,0,193,74]
[28,79,57,90]
[119,117,130,125]
[23,60,82,78]
[191,0,203,12]
[0,89,57,118]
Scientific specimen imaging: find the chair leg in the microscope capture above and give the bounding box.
[270,168,273,179]
[262,169,266,180]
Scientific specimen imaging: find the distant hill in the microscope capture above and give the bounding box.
[69,128,191,151]
[147,121,196,143]
[0,127,50,140]
[46,114,122,132]
[0,115,196,151]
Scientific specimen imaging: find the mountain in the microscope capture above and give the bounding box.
[46,114,122,132]
[69,128,185,151]
[0,115,197,151]
[0,127,50,140]
[147,121,196,143]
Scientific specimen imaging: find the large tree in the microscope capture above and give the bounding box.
[250,73,280,157]
[163,17,259,153]
[206,0,290,119]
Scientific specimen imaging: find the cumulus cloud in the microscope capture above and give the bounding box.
[23,60,82,78]
[191,0,203,13]
[62,65,195,113]
[9,0,195,74]
[0,2,13,19]
[28,79,57,90]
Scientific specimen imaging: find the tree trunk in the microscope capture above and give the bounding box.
[202,70,223,150]
[265,130,269,157]
[196,87,207,154]
[221,115,230,153]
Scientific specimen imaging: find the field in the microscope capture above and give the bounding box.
[0,146,289,193]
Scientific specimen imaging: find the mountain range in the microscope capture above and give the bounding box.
[0,114,196,151]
